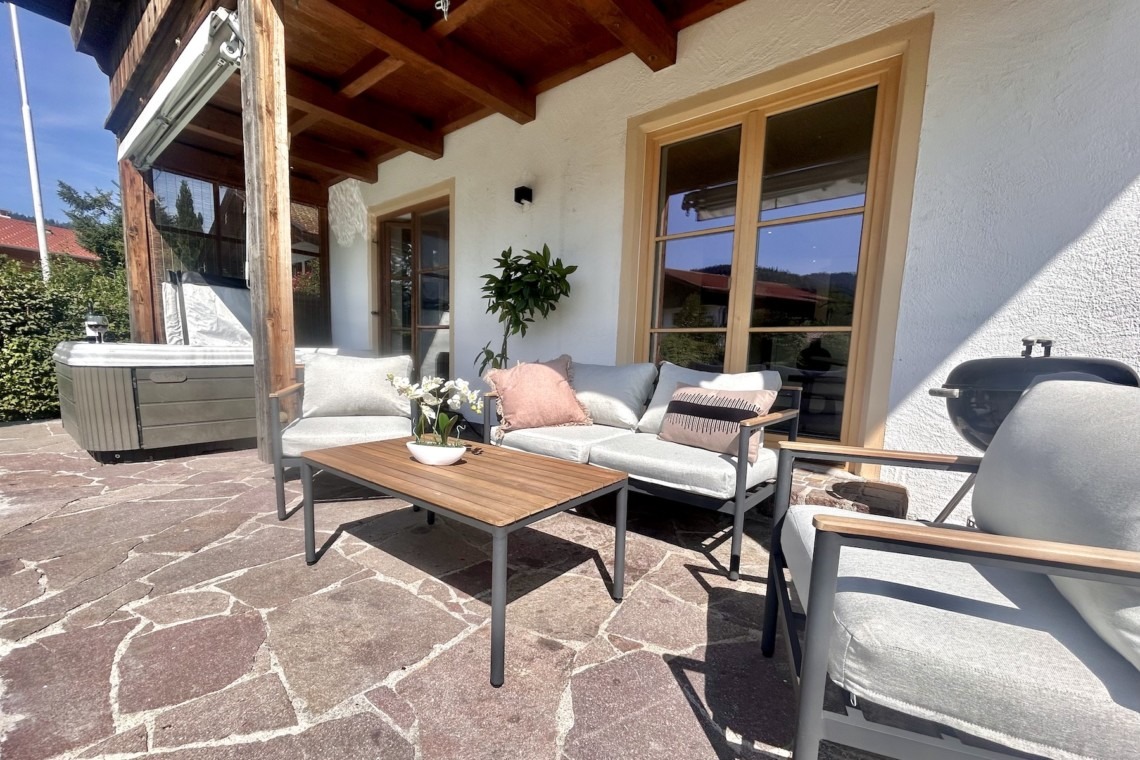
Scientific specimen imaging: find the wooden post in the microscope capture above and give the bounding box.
[239,0,295,462]
[119,159,157,343]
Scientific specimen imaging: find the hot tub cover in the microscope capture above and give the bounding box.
[54,343,364,368]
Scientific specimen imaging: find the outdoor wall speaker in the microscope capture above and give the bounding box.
[514,186,533,205]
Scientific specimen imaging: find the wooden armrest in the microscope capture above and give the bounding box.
[781,384,803,392]
[814,514,1140,576]
[779,440,981,469]
[741,408,799,428]
[484,390,499,400]
[270,382,304,400]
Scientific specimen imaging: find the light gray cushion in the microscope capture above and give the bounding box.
[972,379,1140,672]
[570,362,658,430]
[637,362,781,434]
[782,505,1140,760]
[281,416,411,458]
[500,425,635,464]
[301,354,412,418]
[587,433,776,500]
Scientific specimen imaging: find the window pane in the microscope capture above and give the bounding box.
[658,126,741,236]
[153,171,213,233]
[759,88,877,222]
[389,281,411,329]
[652,332,725,372]
[218,187,246,240]
[386,330,412,356]
[752,214,862,327]
[655,232,733,328]
[419,208,449,270]
[419,272,449,326]
[419,328,450,378]
[748,332,850,439]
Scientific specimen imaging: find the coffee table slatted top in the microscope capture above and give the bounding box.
[302,437,626,527]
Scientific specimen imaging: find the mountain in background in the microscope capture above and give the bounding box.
[0,209,71,229]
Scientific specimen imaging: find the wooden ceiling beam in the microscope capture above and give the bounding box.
[300,0,534,124]
[335,0,497,98]
[573,0,676,71]
[285,68,443,158]
[184,105,379,182]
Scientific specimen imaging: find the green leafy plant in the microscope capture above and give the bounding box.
[476,245,576,375]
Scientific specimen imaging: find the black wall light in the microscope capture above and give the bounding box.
[514,185,533,205]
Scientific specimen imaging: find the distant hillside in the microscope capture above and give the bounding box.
[0,209,71,229]
[697,264,857,295]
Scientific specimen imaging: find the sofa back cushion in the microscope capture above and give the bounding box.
[571,362,658,430]
[485,355,592,434]
[657,384,777,463]
[637,362,782,434]
[972,379,1140,672]
[301,354,412,418]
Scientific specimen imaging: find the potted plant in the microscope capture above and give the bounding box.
[476,245,577,375]
[387,374,483,465]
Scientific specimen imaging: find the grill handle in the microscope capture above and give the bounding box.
[929,387,960,399]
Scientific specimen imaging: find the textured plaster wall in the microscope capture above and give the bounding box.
[328,0,1140,518]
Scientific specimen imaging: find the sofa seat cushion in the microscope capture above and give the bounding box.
[282,416,411,458]
[587,433,776,500]
[500,425,634,464]
[782,506,1140,760]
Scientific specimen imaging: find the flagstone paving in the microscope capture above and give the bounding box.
[0,419,874,759]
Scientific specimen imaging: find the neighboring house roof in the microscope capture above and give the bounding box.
[663,268,825,303]
[0,216,100,263]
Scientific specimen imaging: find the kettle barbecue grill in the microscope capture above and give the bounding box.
[926,337,1140,520]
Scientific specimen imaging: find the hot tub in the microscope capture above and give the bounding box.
[54,342,345,461]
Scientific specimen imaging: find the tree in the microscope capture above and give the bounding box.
[154,180,206,270]
[57,183,124,271]
[174,180,204,232]
[657,293,722,369]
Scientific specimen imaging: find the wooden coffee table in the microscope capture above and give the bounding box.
[299,437,628,687]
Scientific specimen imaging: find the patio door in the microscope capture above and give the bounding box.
[643,63,899,442]
[378,204,450,378]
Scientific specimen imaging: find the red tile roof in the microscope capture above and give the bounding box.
[0,216,100,262]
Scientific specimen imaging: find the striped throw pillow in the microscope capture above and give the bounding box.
[657,384,777,463]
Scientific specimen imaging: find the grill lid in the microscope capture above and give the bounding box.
[942,355,1140,391]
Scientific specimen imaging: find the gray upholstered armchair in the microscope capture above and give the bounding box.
[763,379,1140,759]
[270,353,414,519]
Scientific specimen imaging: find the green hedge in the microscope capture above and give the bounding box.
[0,256,129,421]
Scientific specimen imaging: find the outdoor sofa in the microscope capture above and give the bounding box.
[763,378,1140,759]
[483,360,801,579]
[270,353,415,519]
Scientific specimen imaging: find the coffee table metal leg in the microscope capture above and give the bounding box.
[490,528,508,687]
[613,484,628,601]
[302,462,316,565]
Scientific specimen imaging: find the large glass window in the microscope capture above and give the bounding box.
[379,204,450,376]
[645,85,884,440]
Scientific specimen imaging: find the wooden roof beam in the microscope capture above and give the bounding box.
[574,0,676,71]
[336,0,498,97]
[185,106,379,182]
[286,68,443,159]
[300,0,534,124]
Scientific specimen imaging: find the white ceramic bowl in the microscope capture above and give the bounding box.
[407,441,465,466]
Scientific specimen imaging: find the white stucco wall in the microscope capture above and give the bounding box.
[328,0,1140,518]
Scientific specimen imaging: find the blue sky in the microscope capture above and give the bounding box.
[0,7,117,221]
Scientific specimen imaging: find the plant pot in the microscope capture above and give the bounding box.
[406,441,466,466]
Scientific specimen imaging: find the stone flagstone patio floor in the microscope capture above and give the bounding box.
[0,419,871,760]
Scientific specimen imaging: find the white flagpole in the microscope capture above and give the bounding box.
[7,4,50,282]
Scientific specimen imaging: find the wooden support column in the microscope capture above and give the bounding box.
[239,0,295,462]
[118,159,157,343]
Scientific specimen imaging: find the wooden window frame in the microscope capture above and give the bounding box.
[618,17,932,451]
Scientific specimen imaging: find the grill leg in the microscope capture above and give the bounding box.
[933,473,976,524]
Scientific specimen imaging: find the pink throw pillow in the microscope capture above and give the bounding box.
[657,384,777,463]
[486,355,592,434]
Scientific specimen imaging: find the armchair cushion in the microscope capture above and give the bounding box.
[972,379,1140,672]
[783,505,1140,760]
[281,416,411,458]
[301,354,412,418]
[587,433,776,500]
[570,361,658,430]
[637,362,781,434]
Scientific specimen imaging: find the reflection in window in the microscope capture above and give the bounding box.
[749,332,850,439]
[655,232,734,328]
[753,214,863,327]
[653,332,726,371]
[658,126,741,236]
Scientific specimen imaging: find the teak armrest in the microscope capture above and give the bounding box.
[483,390,499,400]
[741,408,799,428]
[813,513,1140,577]
[270,382,304,400]
[779,441,981,471]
